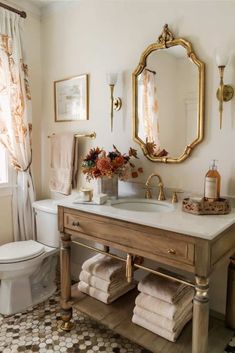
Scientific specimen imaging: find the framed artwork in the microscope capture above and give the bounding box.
[54,74,88,122]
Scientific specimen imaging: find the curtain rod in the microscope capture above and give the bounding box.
[0,2,27,18]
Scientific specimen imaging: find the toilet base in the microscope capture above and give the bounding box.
[0,255,58,316]
[0,276,33,315]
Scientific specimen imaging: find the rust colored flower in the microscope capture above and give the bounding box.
[114,155,125,167]
[84,147,103,162]
[129,147,138,158]
[131,171,138,178]
[96,157,112,174]
[82,146,143,181]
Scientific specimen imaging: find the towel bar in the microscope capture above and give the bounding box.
[47,132,96,139]
[72,239,195,288]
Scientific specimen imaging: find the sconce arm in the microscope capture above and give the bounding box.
[109,84,115,132]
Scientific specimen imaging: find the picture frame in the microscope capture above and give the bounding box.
[54,74,89,122]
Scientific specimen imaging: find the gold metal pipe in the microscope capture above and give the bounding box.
[218,66,225,130]
[134,263,195,288]
[109,83,122,132]
[72,240,126,263]
[110,84,115,132]
[72,239,195,288]
[126,254,134,283]
[47,132,96,139]
[216,66,234,129]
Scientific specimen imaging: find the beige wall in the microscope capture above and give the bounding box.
[0,195,13,245]
[40,0,235,199]
[25,11,42,199]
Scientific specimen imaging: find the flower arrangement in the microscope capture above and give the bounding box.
[82,145,143,181]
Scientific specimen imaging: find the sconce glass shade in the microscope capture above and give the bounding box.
[106,73,118,85]
[215,47,229,67]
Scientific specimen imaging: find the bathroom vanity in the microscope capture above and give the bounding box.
[58,199,235,353]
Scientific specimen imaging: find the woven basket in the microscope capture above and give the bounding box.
[182,197,231,215]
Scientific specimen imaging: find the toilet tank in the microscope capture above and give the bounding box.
[32,200,60,248]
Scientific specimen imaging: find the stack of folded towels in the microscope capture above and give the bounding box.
[78,253,136,304]
[132,270,194,342]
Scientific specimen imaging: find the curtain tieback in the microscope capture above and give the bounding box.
[22,159,32,172]
[13,158,32,172]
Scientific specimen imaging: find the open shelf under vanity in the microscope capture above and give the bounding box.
[72,284,234,353]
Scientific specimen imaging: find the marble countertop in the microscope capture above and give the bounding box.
[56,197,235,241]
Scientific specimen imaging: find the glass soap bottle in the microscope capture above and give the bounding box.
[204,160,221,202]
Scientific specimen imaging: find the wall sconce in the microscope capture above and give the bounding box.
[216,51,234,129]
[107,73,122,132]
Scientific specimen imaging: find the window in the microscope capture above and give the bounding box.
[0,144,8,185]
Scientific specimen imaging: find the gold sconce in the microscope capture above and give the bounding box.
[107,73,122,132]
[216,50,234,129]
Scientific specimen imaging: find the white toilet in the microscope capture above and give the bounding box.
[0,199,60,315]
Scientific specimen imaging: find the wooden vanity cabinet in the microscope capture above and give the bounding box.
[58,205,235,353]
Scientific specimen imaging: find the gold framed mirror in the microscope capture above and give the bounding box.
[132,24,205,163]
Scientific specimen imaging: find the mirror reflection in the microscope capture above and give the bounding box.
[137,47,198,158]
[133,25,205,163]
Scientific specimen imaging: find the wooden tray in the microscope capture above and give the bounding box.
[182,197,231,215]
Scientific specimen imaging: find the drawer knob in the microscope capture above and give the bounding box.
[72,220,80,227]
[167,248,176,255]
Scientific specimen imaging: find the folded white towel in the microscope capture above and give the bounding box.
[81,254,125,281]
[133,303,192,332]
[78,280,136,304]
[79,270,126,292]
[132,311,192,342]
[138,270,191,304]
[135,289,194,320]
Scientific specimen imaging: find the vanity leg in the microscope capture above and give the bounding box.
[60,232,74,331]
[226,255,235,329]
[192,276,209,353]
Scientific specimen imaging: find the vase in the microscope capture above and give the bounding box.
[97,175,118,199]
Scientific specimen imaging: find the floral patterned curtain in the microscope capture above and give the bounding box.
[0,10,35,241]
[138,69,161,147]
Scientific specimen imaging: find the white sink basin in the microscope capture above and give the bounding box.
[111,198,173,213]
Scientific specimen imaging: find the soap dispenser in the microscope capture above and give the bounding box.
[204,160,221,202]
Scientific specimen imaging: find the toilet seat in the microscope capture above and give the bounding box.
[0,240,45,264]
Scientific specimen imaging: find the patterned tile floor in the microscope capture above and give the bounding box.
[0,290,151,353]
[0,289,234,353]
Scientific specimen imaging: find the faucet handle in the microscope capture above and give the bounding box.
[144,186,152,199]
[172,189,184,203]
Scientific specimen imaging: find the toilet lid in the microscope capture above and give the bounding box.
[0,240,45,263]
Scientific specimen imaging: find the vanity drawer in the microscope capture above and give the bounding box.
[64,212,195,266]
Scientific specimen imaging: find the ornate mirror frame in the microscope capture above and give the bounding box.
[132,24,205,163]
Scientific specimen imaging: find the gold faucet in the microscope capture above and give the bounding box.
[145,173,166,201]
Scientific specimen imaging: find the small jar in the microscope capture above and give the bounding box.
[79,188,93,202]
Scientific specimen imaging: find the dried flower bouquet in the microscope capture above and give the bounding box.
[82,145,143,181]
